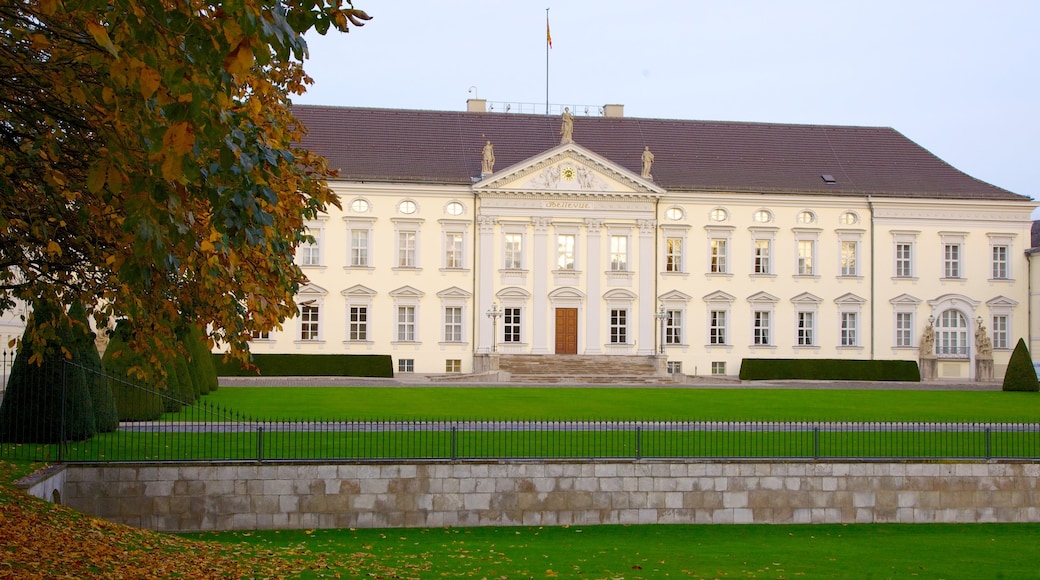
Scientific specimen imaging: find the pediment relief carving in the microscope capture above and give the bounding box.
[476,144,663,197]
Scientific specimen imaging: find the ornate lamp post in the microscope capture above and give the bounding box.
[654,304,667,355]
[486,303,501,353]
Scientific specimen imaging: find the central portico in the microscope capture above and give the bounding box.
[474,142,665,356]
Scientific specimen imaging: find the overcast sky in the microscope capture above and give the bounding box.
[295,0,1039,211]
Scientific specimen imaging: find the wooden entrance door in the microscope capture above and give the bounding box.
[555,308,578,354]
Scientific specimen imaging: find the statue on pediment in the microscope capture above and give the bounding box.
[481,140,495,174]
[560,107,573,144]
[641,146,654,179]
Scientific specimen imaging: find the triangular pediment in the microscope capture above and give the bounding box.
[475,143,664,197]
[747,291,779,304]
[703,290,736,303]
[986,295,1018,308]
[436,286,472,299]
[297,283,327,297]
[791,292,823,305]
[341,284,376,298]
[660,290,693,302]
[834,292,866,305]
[889,293,921,306]
[389,285,425,298]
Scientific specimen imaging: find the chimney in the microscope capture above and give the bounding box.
[467,99,487,113]
[603,104,624,118]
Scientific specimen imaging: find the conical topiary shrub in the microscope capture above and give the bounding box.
[1002,338,1039,392]
[0,299,96,443]
[68,301,120,432]
[101,321,164,421]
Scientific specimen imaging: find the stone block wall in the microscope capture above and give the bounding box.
[47,460,1040,532]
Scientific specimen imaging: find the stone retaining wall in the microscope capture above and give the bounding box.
[34,460,1040,532]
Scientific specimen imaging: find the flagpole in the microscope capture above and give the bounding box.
[545,7,550,115]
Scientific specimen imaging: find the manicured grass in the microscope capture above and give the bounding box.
[186,523,1040,578]
[192,386,1040,422]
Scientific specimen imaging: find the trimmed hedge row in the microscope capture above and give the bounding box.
[739,358,921,382]
[212,353,394,378]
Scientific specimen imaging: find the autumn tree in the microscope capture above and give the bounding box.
[0,0,370,374]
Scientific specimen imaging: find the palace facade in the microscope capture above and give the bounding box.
[248,101,1035,380]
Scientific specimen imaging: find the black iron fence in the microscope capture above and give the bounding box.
[1,360,1039,463]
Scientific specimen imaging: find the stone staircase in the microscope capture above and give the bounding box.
[497,354,677,385]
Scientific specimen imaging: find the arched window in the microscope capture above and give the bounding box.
[936,309,969,358]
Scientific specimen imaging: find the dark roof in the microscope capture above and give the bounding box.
[292,105,1025,200]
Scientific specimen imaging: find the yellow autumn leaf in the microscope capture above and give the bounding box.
[163,122,195,155]
[85,21,118,57]
[47,240,62,256]
[223,40,255,76]
[135,63,162,99]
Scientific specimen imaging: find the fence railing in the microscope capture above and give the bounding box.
[1,360,1039,463]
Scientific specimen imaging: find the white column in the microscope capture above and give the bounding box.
[585,218,604,354]
[477,215,497,353]
[637,219,657,355]
[531,217,551,354]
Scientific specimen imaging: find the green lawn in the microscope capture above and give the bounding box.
[190,386,1040,422]
[186,523,1040,578]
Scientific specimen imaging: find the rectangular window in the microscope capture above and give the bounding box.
[444,306,463,342]
[350,230,369,267]
[557,234,576,270]
[665,237,683,273]
[398,358,414,373]
[753,239,771,274]
[250,330,270,340]
[396,306,415,342]
[666,361,682,374]
[445,359,462,373]
[710,239,728,273]
[504,234,523,269]
[895,242,913,278]
[300,305,319,340]
[665,309,682,345]
[445,233,464,269]
[840,241,858,276]
[349,306,367,341]
[797,311,814,346]
[895,312,913,347]
[709,310,727,345]
[610,309,628,343]
[840,312,857,347]
[398,231,416,267]
[503,307,521,342]
[610,235,628,271]
[992,315,1008,350]
[944,244,961,278]
[711,362,726,376]
[300,238,320,266]
[753,311,770,345]
[992,245,1008,279]
[797,240,815,275]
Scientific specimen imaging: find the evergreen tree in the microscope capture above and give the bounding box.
[1002,338,1039,392]
[68,301,119,432]
[101,321,164,421]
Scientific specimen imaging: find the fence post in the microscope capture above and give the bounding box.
[635,425,642,460]
[812,426,820,460]
[984,427,992,460]
[450,425,458,461]
[257,425,265,462]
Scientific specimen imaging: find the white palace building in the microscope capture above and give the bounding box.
[246,100,1036,381]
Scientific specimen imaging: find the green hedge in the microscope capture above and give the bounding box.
[739,358,920,382]
[212,353,394,378]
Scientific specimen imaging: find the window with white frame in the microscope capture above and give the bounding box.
[797,239,815,275]
[991,245,1008,280]
[992,314,1008,350]
[895,312,913,348]
[349,306,368,341]
[840,240,859,277]
[503,307,521,342]
[665,237,683,273]
[398,358,414,372]
[839,211,859,225]
[753,238,771,275]
[396,306,416,342]
[445,359,462,373]
[753,311,771,345]
[796,311,815,346]
[350,230,369,267]
[610,309,628,343]
[300,304,320,340]
[709,238,728,273]
[943,243,962,278]
[797,210,816,224]
[444,232,464,269]
[840,312,858,347]
[444,306,463,342]
[709,310,727,345]
[892,231,918,279]
[665,309,683,344]
[299,223,323,266]
[350,198,370,213]
[711,362,726,375]
[250,330,270,340]
[557,234,576,270]
[504,233,523,269]
[936,309,968,357]
[397,230,417,268]
[667,361,683,374]
[610,235,629,271]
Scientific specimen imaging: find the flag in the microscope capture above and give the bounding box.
[546,15,552,48]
